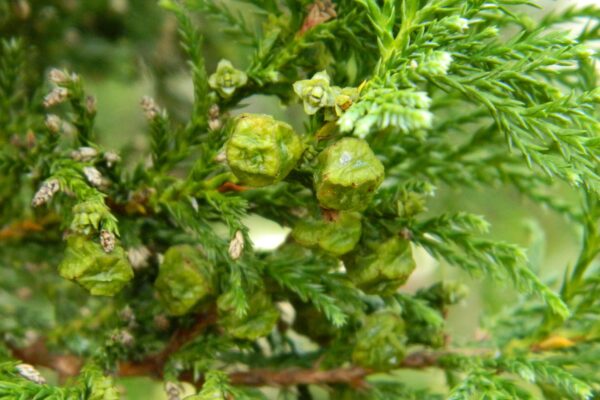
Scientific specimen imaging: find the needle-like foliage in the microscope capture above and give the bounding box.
[0,0,599,399]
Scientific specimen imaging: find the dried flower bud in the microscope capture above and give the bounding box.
[16,287,32,300]
[31,178,60,207]
[100,229,116,253]
[103,151,121,167]
[300,0,337,35]
[293,70,335,115]
[111,329,134,347]
[119,306,136,324]
[44,114,61,133]
[43,87,69,108]
[71,146,98,161]
[12,0,31,19]
[208,59,248,98]
[16,364,46,384]
[140,96,160,119]
[226,113,304,187]
[153,314,170,331]
[333,87,359,116]
[228,230,245,260]
[128,246,151,269]
[47,68,69,85]
[83,166,104,188]
[86,95,97,114]
[314,138,384,211]
[209,104,220,119]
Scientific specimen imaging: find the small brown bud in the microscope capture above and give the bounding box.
[32,179,60,207]
[111,330,134,347]
[26,130,36,148]
[208,104,222,130]
[85,95,97,114]
[299,0,337,35]
[119,306,135,323]
[12,0,31,19]
[100,229,116,253]
[153,314,170,331]
[16,287,32,300]
[140,96,160,120]
[43,87,68,108]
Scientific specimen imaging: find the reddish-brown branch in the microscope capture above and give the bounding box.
[8,308,451,388]
[228,366,370,388]
[0,215,59,241]
[218,182,249,193]
[10,340,443,388]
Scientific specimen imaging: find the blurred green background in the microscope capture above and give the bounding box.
[3,0,596,397]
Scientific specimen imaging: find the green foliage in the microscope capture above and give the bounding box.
[0,0,599,399]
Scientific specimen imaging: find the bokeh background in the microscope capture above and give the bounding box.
[1,0,597,398]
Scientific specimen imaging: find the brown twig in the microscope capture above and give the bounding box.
[10,332,446,388]
[218,182,249,193]
[228,366,370,388]
[8,307,454,389]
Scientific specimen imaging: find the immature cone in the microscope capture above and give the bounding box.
[226,113,304,187]
[58,235,133,296]
[218,291,280,340]
[314,137,384,210]
[352,310,407,370]
[344,237,415,295]
[292,211,362,256]
[154,245,215,316]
